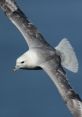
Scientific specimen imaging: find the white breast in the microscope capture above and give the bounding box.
[26,49,39,67]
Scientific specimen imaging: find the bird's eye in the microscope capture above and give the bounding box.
[21,61,24,64]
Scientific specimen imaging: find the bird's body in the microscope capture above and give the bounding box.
[0,0,82,117]
[15,46,63,73]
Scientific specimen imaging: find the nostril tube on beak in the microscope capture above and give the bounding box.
[12,66,20,72]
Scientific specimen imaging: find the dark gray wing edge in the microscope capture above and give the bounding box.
[0,0,50,48]
[40,60,82,117]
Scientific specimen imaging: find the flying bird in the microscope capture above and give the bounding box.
[0,0,82,117]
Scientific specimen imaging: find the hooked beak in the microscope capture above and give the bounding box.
[13,66,20,72]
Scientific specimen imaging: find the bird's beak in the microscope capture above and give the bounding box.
[13,66,20,72]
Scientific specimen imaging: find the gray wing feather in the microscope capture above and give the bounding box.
[0,0,50,48]
[41,59,82,117]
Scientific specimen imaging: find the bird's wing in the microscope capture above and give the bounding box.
[40,59,82,117]
[0,0,50,48]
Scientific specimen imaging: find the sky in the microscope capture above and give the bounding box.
[0,0,82,117]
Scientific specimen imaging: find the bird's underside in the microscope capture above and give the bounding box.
[0,0,82,117]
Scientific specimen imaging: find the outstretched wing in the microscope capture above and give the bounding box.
[0,0,50,48]
[40,59,82,117]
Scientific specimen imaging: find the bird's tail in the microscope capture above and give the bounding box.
[55,38,79,73]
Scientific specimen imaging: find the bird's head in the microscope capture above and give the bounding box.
[13,52,28,72]
[13,49,40,72]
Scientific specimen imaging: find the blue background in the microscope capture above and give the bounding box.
[0,0,82,117]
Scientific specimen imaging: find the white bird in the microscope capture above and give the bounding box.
[0,0,82,117]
